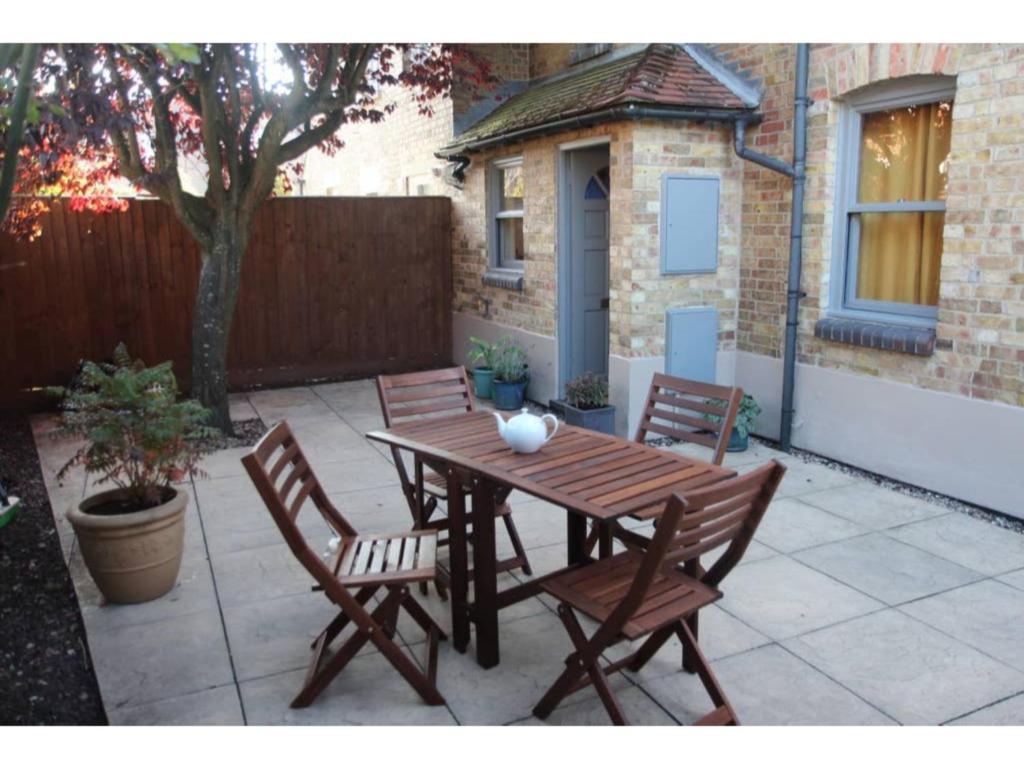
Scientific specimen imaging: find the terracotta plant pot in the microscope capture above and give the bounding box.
[67,487,188,604]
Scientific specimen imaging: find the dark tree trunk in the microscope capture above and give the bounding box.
[191,225,244,434]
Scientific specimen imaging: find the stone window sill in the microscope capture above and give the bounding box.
[814,316,936,357]
[482,269,523,291]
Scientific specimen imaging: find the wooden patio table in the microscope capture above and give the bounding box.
[366,410,735,669]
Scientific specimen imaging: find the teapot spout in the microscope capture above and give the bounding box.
[493,411,507,439]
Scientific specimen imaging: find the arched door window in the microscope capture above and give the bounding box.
[584,166,610,200]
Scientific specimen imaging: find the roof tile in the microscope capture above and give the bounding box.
[447,44,752,150]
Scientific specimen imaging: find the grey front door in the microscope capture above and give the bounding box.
[567,147,610,382]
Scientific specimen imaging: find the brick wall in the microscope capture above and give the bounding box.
[303,44,530,197]
[613,120,744,358]
[714,43,1024,408]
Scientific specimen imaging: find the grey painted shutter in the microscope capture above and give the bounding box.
[660,175,719,274]
[665,307,718,384]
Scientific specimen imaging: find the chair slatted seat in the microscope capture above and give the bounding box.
[242,421,446,710]
[377,366,533,589]
[533,460,786,726]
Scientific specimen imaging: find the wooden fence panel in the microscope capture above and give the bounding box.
[0,196,452,410]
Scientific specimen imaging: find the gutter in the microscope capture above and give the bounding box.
[437,103,761,157]
[729,43,810,452]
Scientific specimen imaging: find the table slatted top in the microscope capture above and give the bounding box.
[366,411,735,521]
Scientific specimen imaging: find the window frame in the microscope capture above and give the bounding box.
[488,155,526,273]
[828,76,956,327]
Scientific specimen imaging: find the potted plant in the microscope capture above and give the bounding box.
[49,344,216,603]
[491,337,530,411]
[706,393,762,452]
[558,372,616,435]
[466,336,497,399]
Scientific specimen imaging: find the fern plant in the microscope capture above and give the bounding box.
[48,344,218,510]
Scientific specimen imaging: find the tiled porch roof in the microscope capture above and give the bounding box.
[443,44,755,152]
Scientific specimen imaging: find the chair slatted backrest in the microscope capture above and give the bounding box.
[603,461,786,639]
[634,373,744,466]
[242,422,357,591]
[376,367,476,489]
[377,366,475,426]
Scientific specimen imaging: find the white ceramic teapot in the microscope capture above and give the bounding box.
[493,409,559,454]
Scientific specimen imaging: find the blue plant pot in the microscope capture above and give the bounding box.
[558,401,616,435]
[726,428,749,452]
[472,367,494,399]
[493,379,528,410]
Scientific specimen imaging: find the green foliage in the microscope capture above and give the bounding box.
[466,336,497,370]
[48,344,218,510]
[705,394,762,440]
[492,337,528,383]
[564,372,608,410]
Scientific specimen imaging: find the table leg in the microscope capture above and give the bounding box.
[471,477,500,669]
[566,509,587,566]
[598,522,613,559]
[446,468,470,654]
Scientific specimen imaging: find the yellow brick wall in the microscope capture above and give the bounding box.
[714,43,1024,407]
[614,120,744,358]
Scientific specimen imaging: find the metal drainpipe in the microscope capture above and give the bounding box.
[779,43,810,452]
[730,43,810,452]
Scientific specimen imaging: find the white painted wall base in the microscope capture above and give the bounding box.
[452,312,558,406]
[733,350,1024,519]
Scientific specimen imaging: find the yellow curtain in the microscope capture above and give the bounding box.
[856,101,951,306]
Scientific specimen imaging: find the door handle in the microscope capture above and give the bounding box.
[600,298,610,309]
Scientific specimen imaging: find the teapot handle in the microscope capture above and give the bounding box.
[541,413,559,444]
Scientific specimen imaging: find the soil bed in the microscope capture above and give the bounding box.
[0,415,106,725]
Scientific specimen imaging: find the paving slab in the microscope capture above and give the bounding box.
[794,532,983,605]
[607,603,771,682]
[948,694,1024,725]
[194,474,335,555]
[717,555,884,640]
[774,463,862,499]
[69,545,219,633]
[433,609,615,725]
[899,580,1024,673]
[642,644,894,725]
[89,608,234,712]
[211,541,320,609]
[754,497,869,553]
[888,513,1024,576]
[223,589,380,683]
[111,684,244,726]
[240,652,458,725]
[513,684,675,725]
[783,609,1024,724]
[247,386,337,423]
[997,568,1024,591]
[799,482,949,530]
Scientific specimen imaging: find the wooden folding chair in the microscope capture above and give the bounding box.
[584,372,744,555]
[377,366,533,588]
[533,460,786,726]
[241,421,446,709]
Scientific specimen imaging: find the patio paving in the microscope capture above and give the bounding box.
[32,378,1024,726]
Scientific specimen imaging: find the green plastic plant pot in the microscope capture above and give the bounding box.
[0,497,21,529]
[472,367,494,399]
